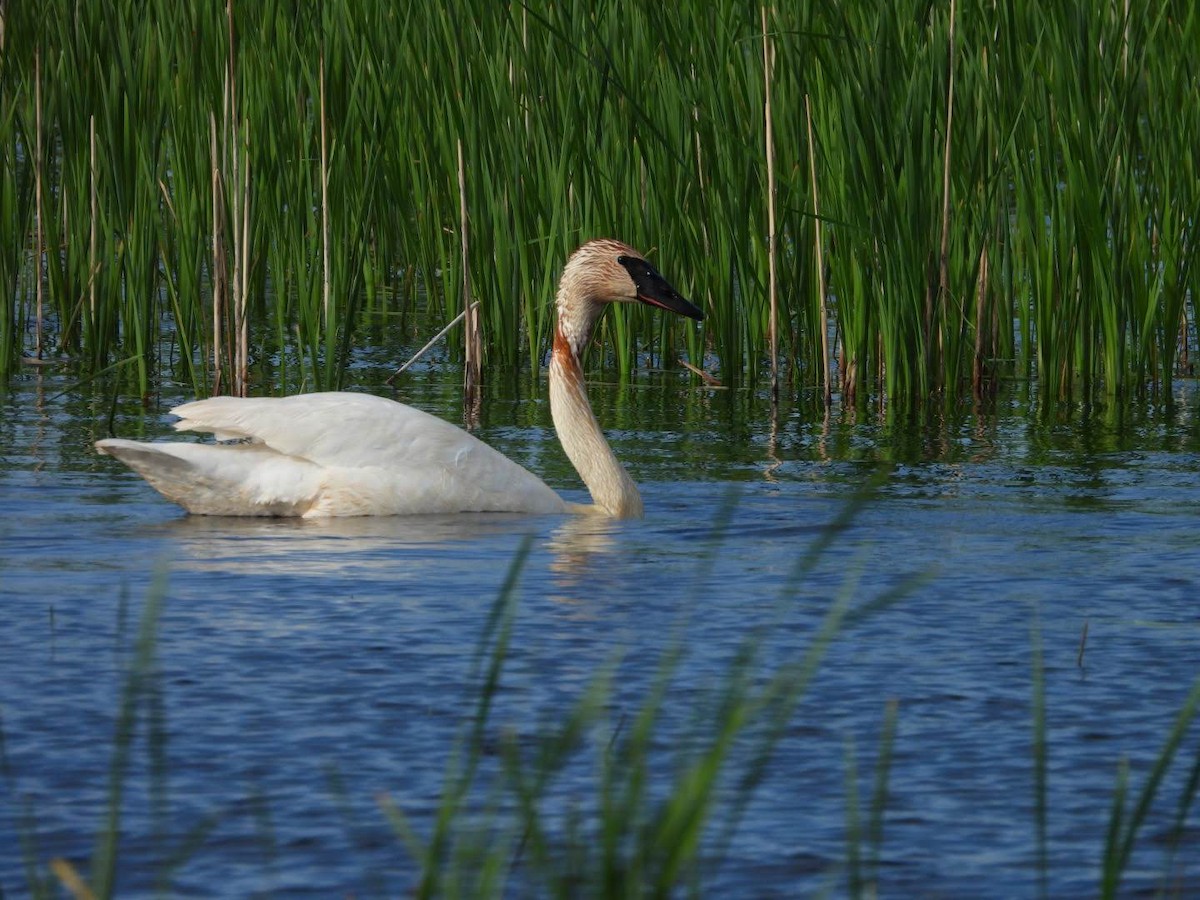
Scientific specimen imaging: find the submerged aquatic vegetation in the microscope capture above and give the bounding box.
[0,1,1197,404]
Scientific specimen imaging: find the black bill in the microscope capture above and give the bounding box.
[617,255,704,321]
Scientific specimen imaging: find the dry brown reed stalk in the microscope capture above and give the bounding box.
[458,139,481,425]
[34,49,44,359]
[805,93,830,407]
[934,0,958,391]
[236,150,249,396]
[232,129,249,396]
[1180,311,1189,374]
[224,0,249,396]
[320,53,331,336]
[385,301,480,385]
[224,6,237,391]
[761,5,778,405]
[876,332,885,416]
[973,244,991,401]
[89,115,97,328]
[49,857,94,900]
[209,113,226,394]
[680,358,722,387]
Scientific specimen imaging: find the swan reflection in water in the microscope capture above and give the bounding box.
[159,509,622,594]
[545,514,620,594]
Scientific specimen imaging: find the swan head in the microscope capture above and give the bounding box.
[556,239,703,357]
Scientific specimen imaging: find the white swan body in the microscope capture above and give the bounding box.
[98,393,566,517]
[96,239,703,518]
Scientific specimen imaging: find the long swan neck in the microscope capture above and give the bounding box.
[549,325,643,519]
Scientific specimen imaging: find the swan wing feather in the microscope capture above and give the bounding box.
[96,439,325,516]
[155,392,565,516]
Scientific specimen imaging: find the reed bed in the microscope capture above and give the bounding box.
[1,1,1197,405]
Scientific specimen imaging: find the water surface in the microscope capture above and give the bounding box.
[2,370,1199,897]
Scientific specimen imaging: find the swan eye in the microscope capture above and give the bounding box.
[616,255,653,280]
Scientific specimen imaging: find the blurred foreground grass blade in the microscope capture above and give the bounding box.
[844,734,863,896]
[1100,675,1200,899]
[1164,738,1200,890]
[843,705,900,899]
[389,534,532,898]
[1032,615,1048,898]
[88,568,167,899]
[381,487,915,896]
[867,698,898,893]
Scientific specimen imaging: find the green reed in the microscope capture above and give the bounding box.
[1100,676,1200,899]
[1,1,1196,403]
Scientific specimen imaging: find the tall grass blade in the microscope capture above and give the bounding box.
[1100,675,1200,898]
[867,698,898,894]
[1031,615,1048,898]
[391,534,532,898]
[89,568,167,899]
[844,734,863,896]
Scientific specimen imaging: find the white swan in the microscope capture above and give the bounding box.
[96,239,703,518]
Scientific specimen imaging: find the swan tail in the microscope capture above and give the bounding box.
[96,438,321,516]
[171,396,259,441]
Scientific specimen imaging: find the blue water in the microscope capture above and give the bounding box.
[2,372,1199,897]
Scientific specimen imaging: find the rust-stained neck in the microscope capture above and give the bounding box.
[548,248,644,518]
